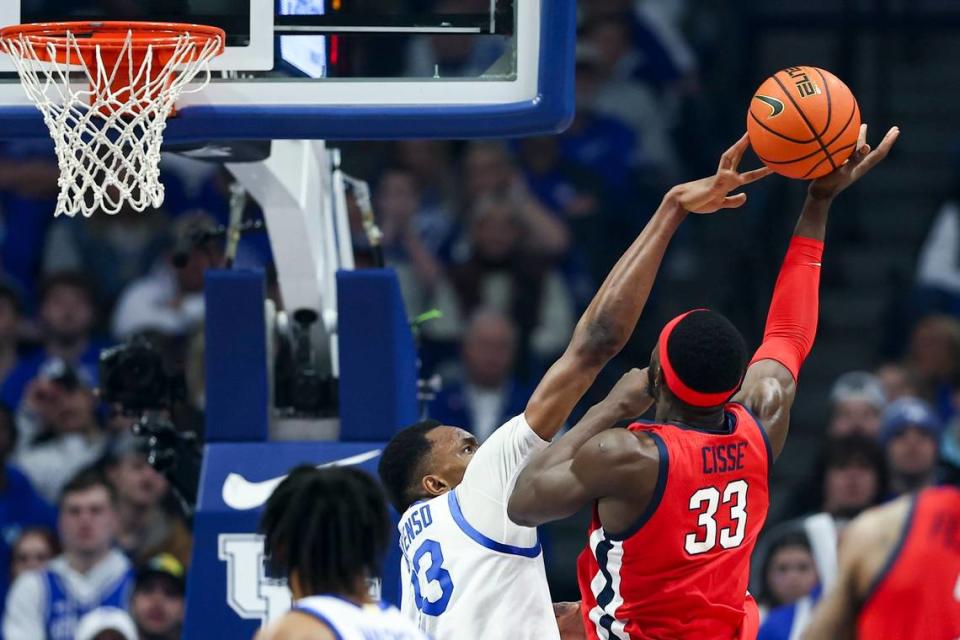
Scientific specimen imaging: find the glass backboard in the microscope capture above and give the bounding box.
[0,0,575,141]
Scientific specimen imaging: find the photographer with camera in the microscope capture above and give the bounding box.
[100,339,203,520]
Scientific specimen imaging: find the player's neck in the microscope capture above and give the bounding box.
[656,400,725,431]
[291,574,371,606]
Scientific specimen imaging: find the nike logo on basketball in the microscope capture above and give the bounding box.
[754,95,785,119]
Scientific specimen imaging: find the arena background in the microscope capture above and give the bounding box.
[0,0,956,637]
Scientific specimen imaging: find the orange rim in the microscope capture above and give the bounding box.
[0,21,225,54]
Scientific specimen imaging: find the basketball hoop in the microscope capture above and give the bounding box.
[0,22,225,217]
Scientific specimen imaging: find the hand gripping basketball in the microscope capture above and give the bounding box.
[808,124,900,201]
[669,134,772,214]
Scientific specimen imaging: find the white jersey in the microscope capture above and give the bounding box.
[398,414,560,640]
[294,595,429,640]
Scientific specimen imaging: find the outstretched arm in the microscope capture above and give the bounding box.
[735,125,899,458]
[510,369,658,526]
[525,135,770,440]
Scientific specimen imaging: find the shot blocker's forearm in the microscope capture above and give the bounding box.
[524,193,687,438]
[569,195,687,363]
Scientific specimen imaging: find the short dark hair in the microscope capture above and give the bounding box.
[38,271,96,308]
[260,465,390,596]
[822,433,885,471]
[664,310,748,400]
[378,420,444,512]
[59,469,117,507]
[813,433,887,514]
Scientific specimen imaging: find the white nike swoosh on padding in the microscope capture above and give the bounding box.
[221,449,382,510]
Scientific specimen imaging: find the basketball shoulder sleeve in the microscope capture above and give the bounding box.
[456,414,549,544]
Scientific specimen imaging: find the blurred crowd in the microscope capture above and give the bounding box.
[0,0,954,638]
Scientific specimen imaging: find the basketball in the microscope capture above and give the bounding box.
[747,66,861,179]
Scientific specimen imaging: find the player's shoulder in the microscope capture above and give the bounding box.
[849,495,912,539]
[581,428,661,476]
[254,610,336,640]
[843,495,914,564]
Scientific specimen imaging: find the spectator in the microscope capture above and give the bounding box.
[379,165,456,259]
[759,587,822,640]
[376,166,444,318]
[558,48,645,197]
[10,527,59,581]
[393,140,459,226]
[14,365,106,503]
[405,1,505,78]
[875,362,918,402]
[515,135,604,306]
[42,206,170,311]
[0,283,22,387]
[816,434,886,522]
[430,310,532,441]
[112,212,220,341]
[757,531,819,619]
[516,136,601,225]
[130,554,185,640]
[828,371,887,438]
[579,0,697,94]
[104,435,192,567]
[913,195,960,316]
[880,397,944,498]
[432,196,575,371]
[574,30,679,181]
[906,314,960,422]
[459,142,570,259]
[4,471,134,640]
[0,272,103,411]
[0,404,56,603]
[74,607,137,640]
[0,142,61,303]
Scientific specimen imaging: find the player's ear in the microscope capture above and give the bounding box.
[422,474,450,498]
[648,361,663,400]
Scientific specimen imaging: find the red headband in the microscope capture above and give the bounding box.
[658,310,741,408]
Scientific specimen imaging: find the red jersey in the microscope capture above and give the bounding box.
[858,486,960,640]
[576,403,771,640]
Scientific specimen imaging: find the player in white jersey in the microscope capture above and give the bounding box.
[255,465,429,640]
[377,135,771,640]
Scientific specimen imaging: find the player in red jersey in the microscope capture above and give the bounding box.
[508,124,899,640]
[805,440,960,638]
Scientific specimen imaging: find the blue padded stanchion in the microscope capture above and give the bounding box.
[337,269,419,441]
[204,269,270,443]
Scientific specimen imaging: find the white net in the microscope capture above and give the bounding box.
[0,26,223,217]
